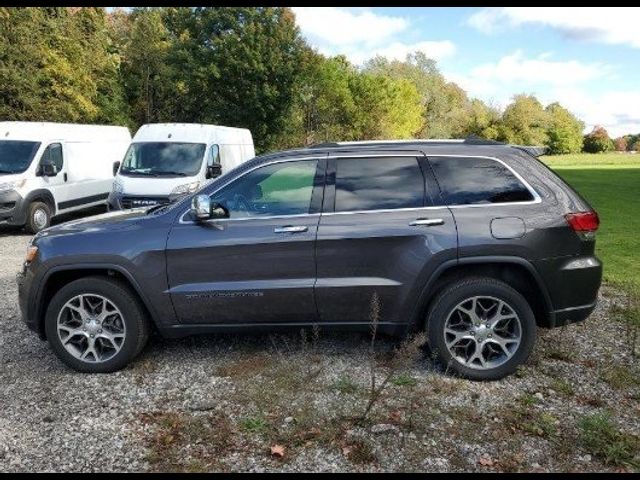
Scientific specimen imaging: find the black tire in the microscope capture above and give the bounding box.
[25,201,52,234]
[44,276,150,373]
[426,277,536,381]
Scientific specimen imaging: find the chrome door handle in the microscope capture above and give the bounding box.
[274,225,308,233]
[409,218,445,227]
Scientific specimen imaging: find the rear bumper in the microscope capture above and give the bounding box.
[534,255,602,328]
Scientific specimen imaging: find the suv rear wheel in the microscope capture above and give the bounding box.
[426,277,536,380]
[44,277,150,373]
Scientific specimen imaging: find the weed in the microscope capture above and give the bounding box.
[579,411,639,469]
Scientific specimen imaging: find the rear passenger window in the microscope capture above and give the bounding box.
[335,157,425,212]
[429,157,534,205]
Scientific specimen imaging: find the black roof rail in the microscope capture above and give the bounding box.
[511,145,548,158]
[307,142,340,148]
[462,135,505,146]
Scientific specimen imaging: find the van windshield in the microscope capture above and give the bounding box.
[119,142,206,177]
[0,140,41,174]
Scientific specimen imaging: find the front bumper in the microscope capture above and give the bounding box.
[0,189,26,225]
[17,265,43,338]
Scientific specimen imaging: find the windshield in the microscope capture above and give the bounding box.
[0,140,41,174]
[119,142,206,177]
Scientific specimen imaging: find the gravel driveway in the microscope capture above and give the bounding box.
[1,213,638,472]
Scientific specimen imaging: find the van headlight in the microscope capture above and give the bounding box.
[171,181,201,196]
[0,178,26,192]
[112,179,123,194]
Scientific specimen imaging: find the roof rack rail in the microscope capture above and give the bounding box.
[462,135,505,146]
[511,145,548,158]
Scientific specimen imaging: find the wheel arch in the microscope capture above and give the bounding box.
[35,264,158,339]
[408,256,555,333]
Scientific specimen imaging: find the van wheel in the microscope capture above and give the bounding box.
[44,277,150,373]
[25,201,52,234]
[426,277,536,381]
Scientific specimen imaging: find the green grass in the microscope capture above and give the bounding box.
[541,153,640,292]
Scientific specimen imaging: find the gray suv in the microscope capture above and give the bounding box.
[17,139,602,380]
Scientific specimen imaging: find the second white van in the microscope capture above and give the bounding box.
[108,123,255,210]
[0,122,131,233]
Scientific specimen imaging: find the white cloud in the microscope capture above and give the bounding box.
[291,7,455,65]
[546,89,640,137]
[447,51,608,102]
[346,40,456,65]
[468,7,640,49]
[291,7,407,48]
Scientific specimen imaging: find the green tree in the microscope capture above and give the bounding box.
[583,126,614,153]
[499,94,549,145]
[545,102,584,154]
[0,7,130,125]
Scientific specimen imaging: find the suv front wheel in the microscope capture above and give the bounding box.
[426,277,536,380]
[44,277,150,373]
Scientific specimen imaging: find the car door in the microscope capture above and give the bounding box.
[166,157,326,325]
[315,153,458,326]
[38,142,69,210]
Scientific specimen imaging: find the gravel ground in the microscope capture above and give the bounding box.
[1,212,638,472]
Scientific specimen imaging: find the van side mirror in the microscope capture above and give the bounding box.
[113,161,121,177]
[191,194,229,221]
[39,162,58,177]
[206,164,222,179]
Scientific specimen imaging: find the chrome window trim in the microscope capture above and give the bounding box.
[178,155,325,224]
[178,152,541,224]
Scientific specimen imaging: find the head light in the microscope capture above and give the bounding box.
[171,181,201,196]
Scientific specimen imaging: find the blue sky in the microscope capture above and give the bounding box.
[292,7,640,137]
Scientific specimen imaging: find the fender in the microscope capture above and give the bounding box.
[33,262,164,335]
[12,188,56,225]
[407,255,555,331]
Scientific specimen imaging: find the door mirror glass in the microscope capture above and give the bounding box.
[113,161,121,177]
[206,164,222,179]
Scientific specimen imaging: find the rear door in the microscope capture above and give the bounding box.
[315,153,458,326]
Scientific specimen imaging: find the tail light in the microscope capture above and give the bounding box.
[565,211,599,240]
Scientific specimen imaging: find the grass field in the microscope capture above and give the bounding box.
[542,153,640,293]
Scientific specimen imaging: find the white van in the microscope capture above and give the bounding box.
[109,123,255,210]
[0,122,131,233]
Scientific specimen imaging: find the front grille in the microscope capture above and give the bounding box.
[120,196,170,209]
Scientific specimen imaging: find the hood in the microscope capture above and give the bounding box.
[115,174,202,196]
[39,207,150,237]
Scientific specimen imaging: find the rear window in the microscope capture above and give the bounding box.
[429,156,534,205]
[334,157,425,212]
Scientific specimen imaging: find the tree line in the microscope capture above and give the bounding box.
[0,7,633,154]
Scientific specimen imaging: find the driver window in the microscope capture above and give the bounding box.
[212,160,318,218]
[41,143,63,171]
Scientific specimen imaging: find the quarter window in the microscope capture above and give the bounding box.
[334,157,425,212]
[429,157,534,205]
[212,160,319,218]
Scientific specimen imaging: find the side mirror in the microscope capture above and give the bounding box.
[206,164,222,179]
[40,163,58,177]
[191,195,229,221]
[113,161,121,177]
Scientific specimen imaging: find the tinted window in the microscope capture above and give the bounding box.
[429,157,534,205]
[335,157,424,212]
[212,160,318,218]
[0,140,41,174]
[41,143,64,171]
